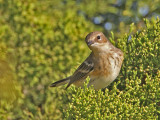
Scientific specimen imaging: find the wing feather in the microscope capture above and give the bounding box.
[65,53,94,89]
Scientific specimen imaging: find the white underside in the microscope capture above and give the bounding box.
[88,75,118,90]
[88,53,121,90]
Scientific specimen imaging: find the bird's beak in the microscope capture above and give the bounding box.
[87,41,94,46]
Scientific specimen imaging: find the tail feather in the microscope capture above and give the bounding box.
[50,77,70,87]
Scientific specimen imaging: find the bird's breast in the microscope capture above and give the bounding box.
[91,53,112,77]
[88,51,123,90]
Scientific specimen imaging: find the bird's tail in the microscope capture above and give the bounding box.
[50,77,70,87]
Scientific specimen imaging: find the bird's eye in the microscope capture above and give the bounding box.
[97,35,101,40]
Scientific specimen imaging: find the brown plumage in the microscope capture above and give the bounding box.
[50,31,124,90]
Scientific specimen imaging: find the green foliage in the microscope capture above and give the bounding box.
[0,42,21,120]
[0,0,159,119]
[78,0,160,37]
[62,18,160,119]
[0,0,101,119]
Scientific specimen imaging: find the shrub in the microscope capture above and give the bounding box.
[0,0,101,119]
[0,42,21,120]
[0,0,159,119]
[62,18,160,120]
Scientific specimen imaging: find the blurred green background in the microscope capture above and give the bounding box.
[0,0,159,119]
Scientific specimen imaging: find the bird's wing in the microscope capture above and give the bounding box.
[65,53,94,89]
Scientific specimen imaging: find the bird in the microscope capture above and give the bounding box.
[50,31,124,90]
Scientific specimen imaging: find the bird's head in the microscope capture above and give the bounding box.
[85,31,111,51]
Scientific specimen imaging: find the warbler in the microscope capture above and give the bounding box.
[50,31,124,90]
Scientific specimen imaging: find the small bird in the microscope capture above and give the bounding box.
[50,31,124,90]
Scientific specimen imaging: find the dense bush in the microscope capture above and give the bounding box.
[0,0,100,119]
[63,18,160,119]
[0,42,21,119]
[74,0,160,37]
[0,0,159,119]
